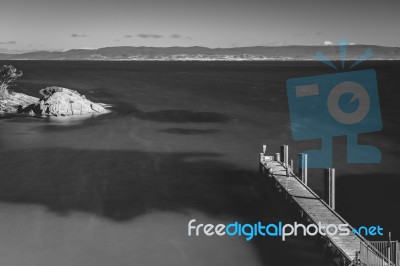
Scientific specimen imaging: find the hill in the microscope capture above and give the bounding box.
[0,45,399,60]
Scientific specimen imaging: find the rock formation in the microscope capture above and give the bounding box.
[0,86,109,116]
[31,86,107,116]
[0,92,38,114]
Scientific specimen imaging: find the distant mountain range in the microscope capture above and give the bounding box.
[0,45,399,61]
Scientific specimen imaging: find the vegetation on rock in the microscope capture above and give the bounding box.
[0,65,23,98]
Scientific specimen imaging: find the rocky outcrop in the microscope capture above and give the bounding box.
[0,86,109,116]
[30,87,108,116]
[0,92,38,114]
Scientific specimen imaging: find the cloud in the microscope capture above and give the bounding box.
[124,35,133,38]
[71,34,87,38]
[316,32,323,35]
[263,41,288,46]
[323,41,333,46]
[170,34,192,40]
[0,41,16,45]
[137,33,163,39]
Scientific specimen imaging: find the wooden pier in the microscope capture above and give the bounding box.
[259,145,399,266]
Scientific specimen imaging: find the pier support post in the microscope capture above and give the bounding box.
[388,232,392,264]
[275,153,280,162]
[298,153,308,185]
[324,168,336,210]
[259,152,264,174]
[355,251,360,266]
[280,145,289,166]
[280,145,289,177]
[259,145,267,174]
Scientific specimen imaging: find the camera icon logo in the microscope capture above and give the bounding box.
[286,68,382,168]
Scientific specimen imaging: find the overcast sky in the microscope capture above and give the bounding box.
[0,0,399,53]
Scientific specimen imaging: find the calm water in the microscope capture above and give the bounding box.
[0,61,399,266]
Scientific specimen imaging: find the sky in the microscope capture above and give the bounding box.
[0,0,399,53]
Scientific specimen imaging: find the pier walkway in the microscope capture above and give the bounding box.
[259,145,398,266]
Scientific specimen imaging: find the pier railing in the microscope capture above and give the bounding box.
[359,241,399,266]
[363,241,400,266]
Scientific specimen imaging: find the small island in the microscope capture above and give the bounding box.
[0,65,109,116]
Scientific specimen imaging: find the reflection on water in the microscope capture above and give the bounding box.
[46,113,108,126]
[0,60,399,265]
[0,147,260,220]
[0,205,261,266]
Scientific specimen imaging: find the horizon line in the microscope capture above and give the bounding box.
[1,44,400,55]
